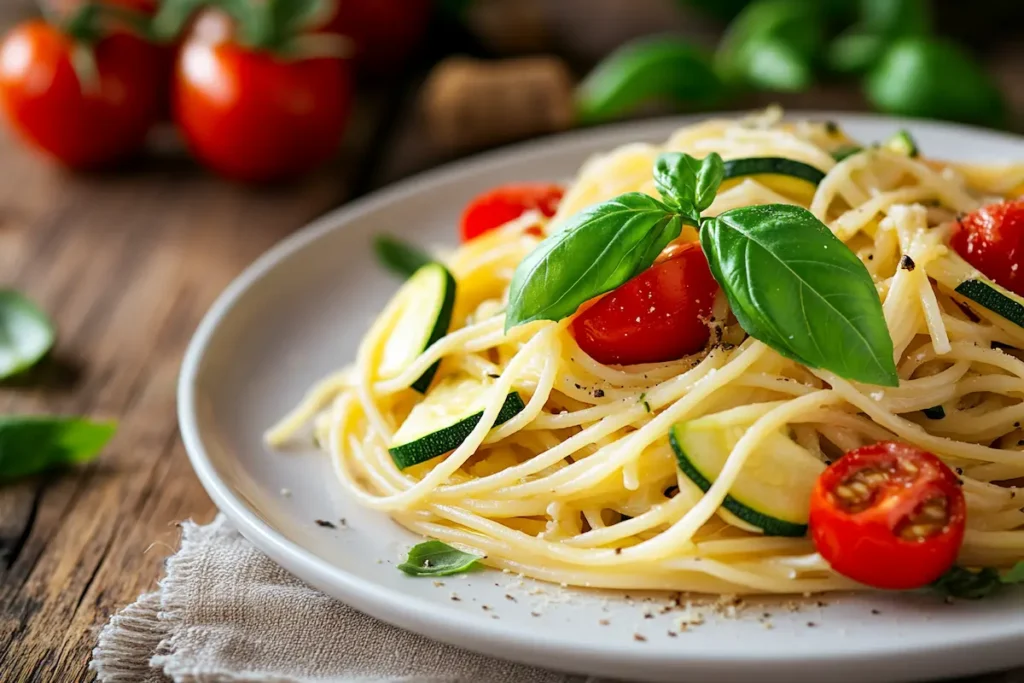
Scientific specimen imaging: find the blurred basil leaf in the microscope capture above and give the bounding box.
[715,0,823,91]
[0,416,116,481]
[0,291,55,380]
[828,0,931,74]
[859,0,930,34]
[734,35,815,91]
[576,37,724,124]
[827,30,886,74]
[865,37,1006,127]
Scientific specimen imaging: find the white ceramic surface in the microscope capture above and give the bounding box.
[178,114,1024,683]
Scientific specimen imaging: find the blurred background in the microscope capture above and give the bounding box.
[1,0,1023,190]
[0,3,1023,678]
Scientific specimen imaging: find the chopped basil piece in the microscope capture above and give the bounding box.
[398,540,483,577]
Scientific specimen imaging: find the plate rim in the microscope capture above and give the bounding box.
[177,111,1024,679]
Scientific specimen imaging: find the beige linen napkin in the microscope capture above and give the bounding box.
[90,515,1021,683]
[90,515,586,683]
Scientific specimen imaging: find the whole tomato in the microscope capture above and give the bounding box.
[0,18,166,169]
[320,0,432,73]
[173,18,352,183]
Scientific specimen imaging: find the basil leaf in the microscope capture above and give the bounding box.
[827,31,886,74]
[398,540,483,577]
[576,38,724,124]
[932,566,1002,600]
[654,152,723,220]
[374,235,433,278]
[0,291,56,380]
[1000,561,1024,585]
[715,0,823,87]
[700,204,899,387]
[866,37,1006,127]
[506,193,681,330]
[733,35,814,92]
[860,0,931,35]
[0,416,116,481]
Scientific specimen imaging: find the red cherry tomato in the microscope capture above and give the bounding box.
[320,0,432,73]
[810,441,966,590]
[571,242,718,365]
[460,184,564,242]
[950,200,1024,297]
[173,28,351,183]
[0,21,165,169]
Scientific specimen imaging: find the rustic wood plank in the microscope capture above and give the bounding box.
[0,84,388,680]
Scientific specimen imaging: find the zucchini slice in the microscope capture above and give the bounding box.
[668,404,824,537]
[883,129,919,158]
[389,376,526,469]
[930,251,1024,329]
[377,263,456,393]
[719,157,826,204]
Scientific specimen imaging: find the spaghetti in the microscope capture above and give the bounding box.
[268,111,1024,594]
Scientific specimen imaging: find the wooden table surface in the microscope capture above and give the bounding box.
[1,4,1023,681]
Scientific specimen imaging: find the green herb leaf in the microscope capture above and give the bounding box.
[932,566,1002,600]
[1000,561,1024,585]
[860,0,931,36]
[732,35,814,92]
[0,416,116,481]
[715,0,823,88]
[866,37,1006,127]
[654,152,724,220]
[374,235,434,279]
[398,540,483,576]
[828,0,930,74]
[576,37,724,124]
[700,204,899,387]
[827,31,886,74]
[0,291,56,380]
[505,194,682,330]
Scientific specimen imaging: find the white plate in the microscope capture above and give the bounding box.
[179,113,1024,683]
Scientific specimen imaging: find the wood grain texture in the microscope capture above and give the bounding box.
[0,101,384,681]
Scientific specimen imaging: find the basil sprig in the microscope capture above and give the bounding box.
[505,153,899,387]
[398,540,483,577]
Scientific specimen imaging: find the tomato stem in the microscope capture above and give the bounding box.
[153,0,344,56]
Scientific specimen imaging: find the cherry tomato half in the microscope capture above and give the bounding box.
[810,441,966,590]
[0,21,165,169]
[173,26,351,183]
[950,199,1024,297]
[460,183,564,242]
[571,242,718,366]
